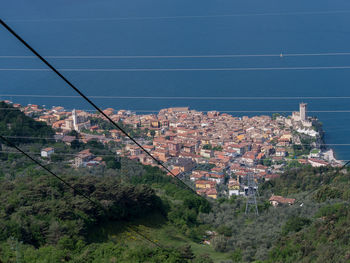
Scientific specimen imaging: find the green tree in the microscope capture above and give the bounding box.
[231,249,243,263]
[202,144,212,150]
[282,217,311,235]
[212,235,227,252]
[217,225,232,237]
[193,254,214,263]
[272,113,280,120]
[212,145,223,151]
[263,159,272,166]
[314,186,342,202]
[178,244,194,260]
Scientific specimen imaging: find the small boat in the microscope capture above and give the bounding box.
[280,53,283,58]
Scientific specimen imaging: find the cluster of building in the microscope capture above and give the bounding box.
[6,100,342,199]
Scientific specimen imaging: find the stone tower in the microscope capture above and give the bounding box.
[300,103,307,121]
[72,109,78,131]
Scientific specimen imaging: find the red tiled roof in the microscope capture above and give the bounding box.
[269,195,295,204]
[196,180,216,186]
[42,147,54,152]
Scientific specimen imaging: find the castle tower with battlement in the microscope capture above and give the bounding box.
[300,103,307,121]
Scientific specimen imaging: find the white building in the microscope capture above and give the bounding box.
[208,174,225,184]
[200,148,213,158]
[275,148,287,157]
[300,103,307,121]
[41,147,54,158]
[229,189,240,196]
[308,158,328,167]
[71,109,91,131]
[297,128,318,137]
[228,179,240,196]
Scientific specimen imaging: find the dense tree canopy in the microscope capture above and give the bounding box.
[0,102,54,144]
[0,175,164,247]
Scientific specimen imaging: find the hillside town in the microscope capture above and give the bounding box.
[5,101,342,200]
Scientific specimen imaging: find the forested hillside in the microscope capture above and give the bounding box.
[0,151,215,262]
[262,167,350,263]
[194,166,350,262]
[0,170,211,262]
[0,102,54,144]
[0,104,214,262]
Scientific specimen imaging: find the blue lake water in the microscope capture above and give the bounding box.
[1,0,350,160]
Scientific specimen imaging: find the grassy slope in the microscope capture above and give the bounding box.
[88,213,231,262]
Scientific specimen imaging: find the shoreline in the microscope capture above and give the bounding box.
[322,149,344,165]
[2,99,343,168]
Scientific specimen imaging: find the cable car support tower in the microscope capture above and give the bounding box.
[245,173,259,215]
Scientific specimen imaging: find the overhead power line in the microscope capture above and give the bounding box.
[3,136,350,146]
[1,150,349,163]
[0,135,99,205]
[0,150,119,157]
[0,19,198,197]
[2,95,350,100]
[2,52,350,59]
[343,160,350,168]
[1,135,113,142]
[6,10,350,22]
[0,107,350,113]
[0,135,165,249]
[2,66,350,72]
